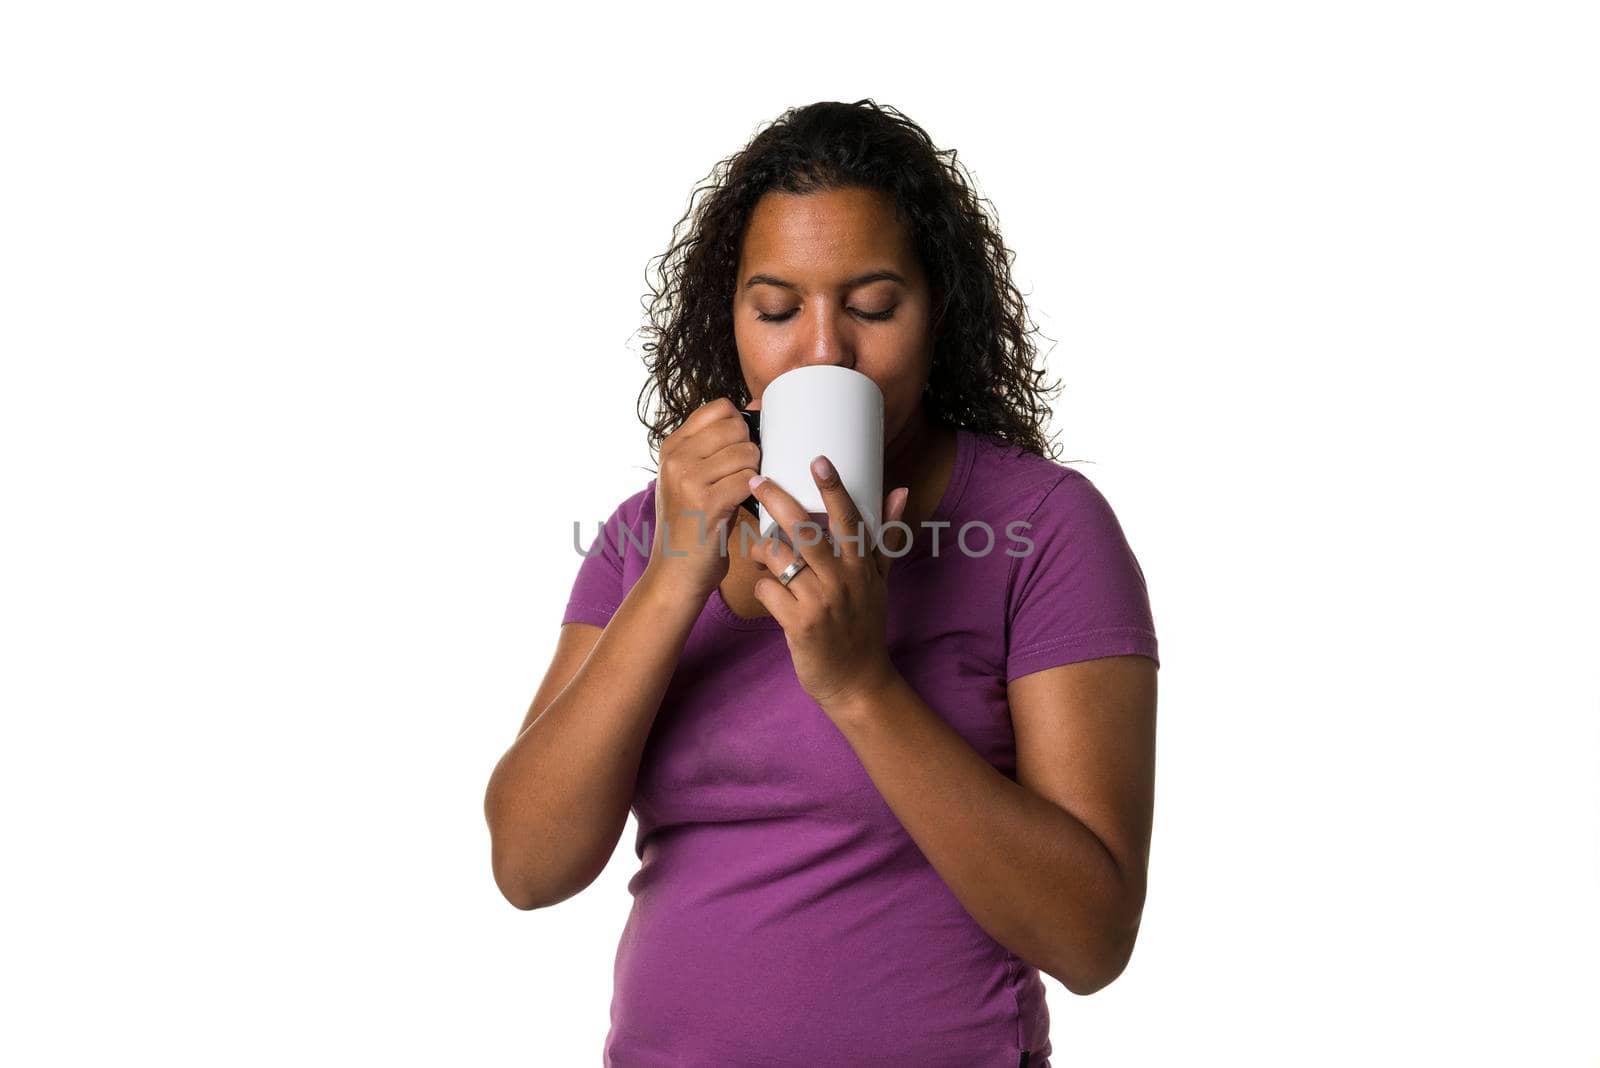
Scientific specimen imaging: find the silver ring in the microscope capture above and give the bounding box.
[775,557,810,588]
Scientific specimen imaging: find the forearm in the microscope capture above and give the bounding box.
[486,564,705,908]
[824,673,1143,994]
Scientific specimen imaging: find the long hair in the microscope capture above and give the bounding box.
[635,98,1065,462]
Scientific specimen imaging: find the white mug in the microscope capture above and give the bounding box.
[749,366,885,547]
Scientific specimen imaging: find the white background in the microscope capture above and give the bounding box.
[3,2,1596,1064]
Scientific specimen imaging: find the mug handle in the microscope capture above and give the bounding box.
[738,408,761,519]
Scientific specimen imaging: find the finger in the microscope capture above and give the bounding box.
[750,545,808,627]
[700,438,763,487]
[808,455,869,564]
[747,474,836,575]
[679,396,742,439]
[680,403,755,461]
[751,530,818,598]
[703,465,767,543]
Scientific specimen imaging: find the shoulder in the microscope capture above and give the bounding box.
[959,431,1147,593]
[624,477,658,524]
[593,476,658,529]
[958,430,1109,530]
[964,434,1159,673]
[574,476,659,575]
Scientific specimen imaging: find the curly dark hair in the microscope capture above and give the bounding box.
[634,98,1065,464]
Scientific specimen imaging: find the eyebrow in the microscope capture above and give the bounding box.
[743,269,908,292]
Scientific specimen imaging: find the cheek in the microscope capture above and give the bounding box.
[732,316,758,359]
[736,321,789,368]
[877,339,933,422]
[871,368,926,426]
[875,327,932,390]
[878,311,931,364]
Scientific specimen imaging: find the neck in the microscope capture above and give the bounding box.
[884,405,936,492]
[880,407,957,548]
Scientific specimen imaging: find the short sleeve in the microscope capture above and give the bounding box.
[1004,471,1159,681]
[561,482,655,629]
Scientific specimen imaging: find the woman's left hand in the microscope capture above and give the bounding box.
[747,456,910,713]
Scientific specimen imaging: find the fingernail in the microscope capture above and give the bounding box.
[748,474,767,490]
[811,455,834,480]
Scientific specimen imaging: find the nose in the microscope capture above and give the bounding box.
[803,304,856,369]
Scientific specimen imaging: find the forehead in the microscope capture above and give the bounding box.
[739,188,916,278]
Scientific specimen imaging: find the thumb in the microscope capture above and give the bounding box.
[874,486,910,580]
[888,486,909,525]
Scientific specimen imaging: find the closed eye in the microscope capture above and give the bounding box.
[756,307,897,323]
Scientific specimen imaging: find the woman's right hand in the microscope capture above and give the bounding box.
[647,397,761,600]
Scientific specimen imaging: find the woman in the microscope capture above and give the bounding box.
[485,99,1159,1067]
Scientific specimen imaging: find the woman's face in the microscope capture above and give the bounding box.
[733,187,934,442]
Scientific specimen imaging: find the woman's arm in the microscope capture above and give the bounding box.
[820,653,1158,995]
[488,400,762,909]
[483,563,707,910]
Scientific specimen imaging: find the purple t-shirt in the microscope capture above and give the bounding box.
[562,426,1159,1067]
